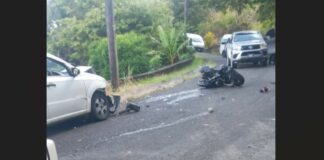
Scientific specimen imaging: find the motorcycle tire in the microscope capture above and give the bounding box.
[214,78,224,87]
[233,74,244,86]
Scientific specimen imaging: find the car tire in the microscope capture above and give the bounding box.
[232,61,238,68]
[222,51,227,58]
[91,92,111,121]
[262,59,268,67]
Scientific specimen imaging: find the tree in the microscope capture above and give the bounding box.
[205,0,275,27]
[152,25,188,64]
[47,0,174,65]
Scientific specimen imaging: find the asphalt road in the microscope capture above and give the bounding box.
[48,52,275,160]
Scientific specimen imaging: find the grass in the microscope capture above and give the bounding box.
[137,57,215,85]
[107,56,216,104]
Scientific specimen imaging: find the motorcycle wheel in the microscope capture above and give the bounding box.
[233,75,244,86]
[214,78,224,87]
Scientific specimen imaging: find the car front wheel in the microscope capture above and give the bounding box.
[91,92,111,121]
[262,59,268,67]
[222,50,227,58]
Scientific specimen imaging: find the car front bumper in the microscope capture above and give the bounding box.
[232,49,268,63]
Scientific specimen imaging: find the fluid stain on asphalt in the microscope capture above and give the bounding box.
[144,89,203,105]
[83,112,210,150]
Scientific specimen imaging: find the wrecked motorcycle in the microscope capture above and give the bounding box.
[197,64,244,88]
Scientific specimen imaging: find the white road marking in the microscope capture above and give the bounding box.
[118,112,209,137]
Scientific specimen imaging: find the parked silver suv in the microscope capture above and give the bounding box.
[226,30,268,68]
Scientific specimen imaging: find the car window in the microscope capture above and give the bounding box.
[234,33,262,42]
[221,38,228,43]
[191,37,203,42]
[47,58,70,76]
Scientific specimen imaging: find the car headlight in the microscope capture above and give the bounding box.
[261,43,267,49]
[232,44,241,51]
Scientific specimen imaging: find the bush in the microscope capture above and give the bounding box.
[203,32,218,50]
[87,32,152,79]
[88,38,110,79]
[117,32,151,77]
[149,54,162,70]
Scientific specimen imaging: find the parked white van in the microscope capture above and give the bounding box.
[186,33,205,52]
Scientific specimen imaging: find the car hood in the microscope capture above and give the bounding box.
[234,39,265,46]
[76,66,92,72]
[77,72,106,82]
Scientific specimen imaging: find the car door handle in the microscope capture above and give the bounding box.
[47,83,56,87]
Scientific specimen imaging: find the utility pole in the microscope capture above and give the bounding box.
[105,0,119,90]
[184,0,188,25]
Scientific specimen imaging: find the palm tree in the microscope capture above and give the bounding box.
[153,25,189,64]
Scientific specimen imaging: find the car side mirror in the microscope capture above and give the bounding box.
[227,38,232,43]
[71,67,80,77]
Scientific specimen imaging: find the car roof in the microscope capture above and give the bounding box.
[222,34,232,39]
[186,33,203,39]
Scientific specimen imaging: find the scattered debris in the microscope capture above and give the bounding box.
[260,86,269,93]
[221,97,226,100]
[126,103,140,112]
[231,98,235,101]
[145,104,150,108]
[248,145,252,148]
[118,102,141,115]
[208,107,214,113]
[179,108,183,112]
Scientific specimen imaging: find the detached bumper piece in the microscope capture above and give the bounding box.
[108,95,121,114]
[118,103,141,115]
[126,103,141,112]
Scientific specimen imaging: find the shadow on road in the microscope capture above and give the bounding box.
[47,111,140,137]
[47,116,95,137]
[236,63,275,69]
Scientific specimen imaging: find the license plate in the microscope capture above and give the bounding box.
[248,54,253,57]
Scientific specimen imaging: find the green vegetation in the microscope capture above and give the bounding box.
[47,0,275,79]
[137,57,213,85]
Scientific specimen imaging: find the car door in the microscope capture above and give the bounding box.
[47,58,87,122]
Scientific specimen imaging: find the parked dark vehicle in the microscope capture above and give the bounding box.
[198,64,244,88]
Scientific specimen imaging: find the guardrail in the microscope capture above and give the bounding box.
[117,57,194,84]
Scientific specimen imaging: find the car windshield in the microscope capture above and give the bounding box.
[234,33,262,42]
[191,37,203,42]
[221,38,229,43]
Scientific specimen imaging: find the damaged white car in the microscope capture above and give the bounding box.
[47,53,119,125]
